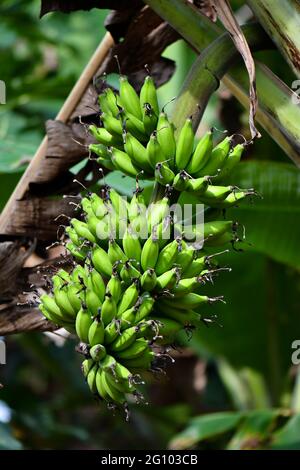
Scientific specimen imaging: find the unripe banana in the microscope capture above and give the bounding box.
[88,317,105,346]
[119,76,142,119]
[90,193,108,219]
[87,269,106,301]
[39,303,63,326]
[161,293,219,310]
[106,271,122,304]
[82,358,94,379]
[152,316,182,338]
[99,88,119,117]
[65,227,81,246]
[155,239,179,275]
[125,112,148,142]
[110,326,137,352]
[215,143,244,182]
[119,306,137,329]
[101,370,127,405]
[40,294,64,321]
[141,234,160,271]
[101,112,123,137]
[75,308,93,343]
[175,241,195,272]
[155,267,178,291]
[109,147,140,178]
[186,130,213,175]
[108,239,127,267]
[172,171,191,192]
[214,190,249,208]
[197,136,231,177]
[117,281,139,316]
[90,344,106,362]
[89,125,122,147]
[91,245,113,277]
[182,255,207,278]
[89,143,110,159]
[120,261,141,284]
[71,219,96,244]
[121,349,155,370]
[104,319,121,344]
[142,103,158,135]
[85,288,102,317]
[66,242,88,261]
[147,131,164,169]
[87,364,98,394]
[122,228,142,266]
[105,369,134,394]
[134,294,155,323]
[147,196,170,232]
[140,75,159,117]
[123,132,153,173]
[140,269,157,291]
[172,276,202,296]
[199,185,233,204]
[175,118,194,170]
[67,284,83,313]
[157,112,176,168]
[154,162,175,186]
[53,287,77,320]
[95,368,110,402]
[116,338,149,360]
[185,176,210,195]
[101,293,117,326]
[155,305,201,326]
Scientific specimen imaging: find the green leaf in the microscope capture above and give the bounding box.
[169,412,243,449]
[228,161,300,268]
[0,423,22,450]
[270,414,300,450]
[227,409,279,450]
[190,251,300,400]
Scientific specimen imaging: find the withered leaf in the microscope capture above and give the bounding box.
[213,0,260,140]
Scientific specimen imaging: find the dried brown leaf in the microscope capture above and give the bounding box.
[213,0,260,140]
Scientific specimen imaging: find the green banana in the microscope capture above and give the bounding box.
[197,136,231,177]
[134,294,155,323]
[110,147,140,177]
[87,364,98,394]
[108,239,127,266]
[99,88,119,117]
[117,281,139,316]
[121,349,155,370]
[155,162,175,186]
[75,308,93,343]
[147,131,164,169]
[155,239,179,275]
[116,338,149,360]
[53,287,77,320]
[71,219,96,244]
[125,112,148,142]
[106,271,122,304]
[157,112,176,167]
[141,234,160,271]
[120,261,141,284]
[110,326,137,352]
[91,245,113,277]
[142,103,158,135]
[140,75,159,116]
[119,76,142,119]
[122,228,142,266]
[89,125,122,147]
[82,358,94,379]
[101,294,117,326]
[101,112,123,137]
[140,269,157,291]
[85,288,102,317]
[88,317,105,346]
[123,132,153,173]
[90,344,106,362]
[175,118,194,170]
[186,130,213,175]
[155,267,178,291]
[65,226,81,246]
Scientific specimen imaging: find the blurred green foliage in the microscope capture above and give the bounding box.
[1,0,300,451]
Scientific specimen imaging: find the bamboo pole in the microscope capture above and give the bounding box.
[0,32,114,234]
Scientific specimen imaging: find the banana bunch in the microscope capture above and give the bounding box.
[39,183,236,407]
[38,74,254,412]
[89,75,253,209]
